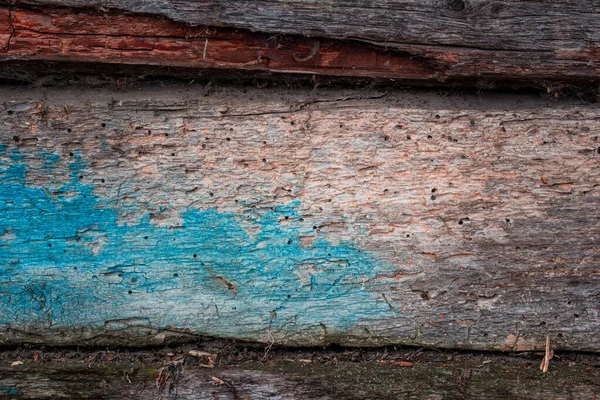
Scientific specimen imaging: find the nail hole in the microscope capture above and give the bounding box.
[67,128,72,133]
[7,110,13,115]
[384,135,390,141]
[226,138,231,141]
[69,152,74,157]
[458,220,464,225]
[173,273,179,277]
[101,179,105,183]
[128,290,132,294]
[193,254,197,258]
[144,236,148,239]
[12,136,19,142]
[574,314,579,318]
[431,188,437,193]
[101,123,106,127]
[406,135,411,140]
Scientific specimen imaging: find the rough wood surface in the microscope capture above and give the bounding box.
[0,346,599,399]
[0,85,599,351]
[1,1,600,82]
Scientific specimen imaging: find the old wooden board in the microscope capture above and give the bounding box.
[1,1,600,83]
[0,85,599,351]
[0,345,599,399]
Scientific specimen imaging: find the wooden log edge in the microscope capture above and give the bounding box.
[0,5,599,86]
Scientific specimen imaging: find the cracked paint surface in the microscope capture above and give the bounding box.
[0,148,401,341]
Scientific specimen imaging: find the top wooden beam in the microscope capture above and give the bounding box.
[4,0,600,83]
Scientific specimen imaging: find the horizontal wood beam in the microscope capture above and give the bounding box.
[1,85,599,351]
[0,3,599,83]
[1,346,599,399]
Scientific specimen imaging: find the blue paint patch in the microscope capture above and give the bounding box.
[0,386,19,395]
[0,150,402,340]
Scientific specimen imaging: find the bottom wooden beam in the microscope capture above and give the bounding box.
[0,345,598,399]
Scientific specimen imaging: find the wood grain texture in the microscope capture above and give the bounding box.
[0,7,441,82]
[0,85,599,351]
[1,1,600,82]
[1,347,599,399]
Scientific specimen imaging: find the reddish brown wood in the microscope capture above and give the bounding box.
[0,7,443,81]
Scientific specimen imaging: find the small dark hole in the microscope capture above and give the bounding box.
[128,290,132,294]
[262,158,267,163]
[193,254,197,258]
[406,234,410,238]
[101,123,106,127]
[540,321,546,326]
[287,239,292,245]
[67,128,72,133]
[290,121,295,126]
[287,294,291,299]
[427,135,432,139]
[313,226,318,230]
[574,314,579,318]
[7,110,13,115]
[69,152,74,157]
[458,220,464,225]
[430,195,436,200]
[171,153,175,156]
[435,114,440,119]
[483,333,488,337]
[47,243,52,247]
[384,135,390,141]
[284,216,289,220]
[173,273,179,277]
[202,144,206,149]
[470,120,475,125]
[431,188,437,193]
[101,179,105,183]
[406,135,411,140]
[299,218,304,222]
[148,130,151,134]
[144,236,148,239]
[420,293,430,300]
[226,138,231,141]
[557,333,563,338]
[12,136,19,142]
[567,301,571,304]
[506,218,511,223]
[209,192,214,197]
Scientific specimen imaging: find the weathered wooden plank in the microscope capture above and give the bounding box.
[1,1,600,82]
[0,85,599,351]
[1,346,599,399]
[0,7,441,82]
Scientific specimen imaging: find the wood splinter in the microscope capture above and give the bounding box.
[540,335,553,373]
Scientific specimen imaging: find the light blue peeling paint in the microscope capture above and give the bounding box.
[0,150,402,340]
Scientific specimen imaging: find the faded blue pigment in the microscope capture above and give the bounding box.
[0,148,401,340]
